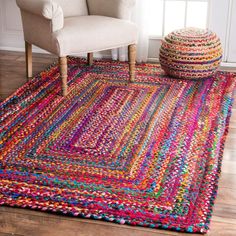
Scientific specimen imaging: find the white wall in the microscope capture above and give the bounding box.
[0,0,25,50]
[228,0,236,62]
[0,0,236,64]
[208,0,236,64]
[0,0,110,56]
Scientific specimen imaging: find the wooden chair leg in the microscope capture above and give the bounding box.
[87,53,93,66]
[128,44,136,82]
[59,57,68,97]
[25,41,32,80]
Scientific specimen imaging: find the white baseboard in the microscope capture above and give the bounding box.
[0,46,112,59]
[0,46,49,54]
[221,62,236,68]
[147,57,236,68]
[1,47,236,68]
[147,58,159,63]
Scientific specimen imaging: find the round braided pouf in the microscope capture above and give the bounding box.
[159,28,223,80]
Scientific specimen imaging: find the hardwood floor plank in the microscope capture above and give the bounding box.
[229,110,236,128]
[0,233,24,236]
[218,173,236,189]
[212,204,236,223]
[0,207,186,236]
[221,161,236,174]
[224,138,236,150]
[0,51,56,100]
[223,149,236,161]
[207,221,236,236]
[215,188,236,206]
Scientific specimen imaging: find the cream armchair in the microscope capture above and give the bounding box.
[16,0,138,96]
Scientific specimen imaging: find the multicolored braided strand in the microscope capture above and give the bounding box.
[0,57,235,233]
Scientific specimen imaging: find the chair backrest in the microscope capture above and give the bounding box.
[54,0,88,17]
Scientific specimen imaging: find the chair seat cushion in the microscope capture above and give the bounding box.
[52,15,138,56]
[54,0,88,17]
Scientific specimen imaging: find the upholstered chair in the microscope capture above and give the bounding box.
[16,0,138,96]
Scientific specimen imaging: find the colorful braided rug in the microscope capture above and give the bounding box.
[0,58,235,234]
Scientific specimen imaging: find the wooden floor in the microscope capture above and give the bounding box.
[0,51,236,236]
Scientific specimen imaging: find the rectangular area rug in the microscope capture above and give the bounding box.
[0,58,235,234]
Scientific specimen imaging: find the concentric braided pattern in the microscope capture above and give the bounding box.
[0,58,235,233]
[159,28,223,79]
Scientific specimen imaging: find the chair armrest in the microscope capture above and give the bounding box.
[87,0,136,20]
[16,0,62,19]
[16,0,64,32]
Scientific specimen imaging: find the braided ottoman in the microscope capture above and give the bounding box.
[159,28,223,80]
